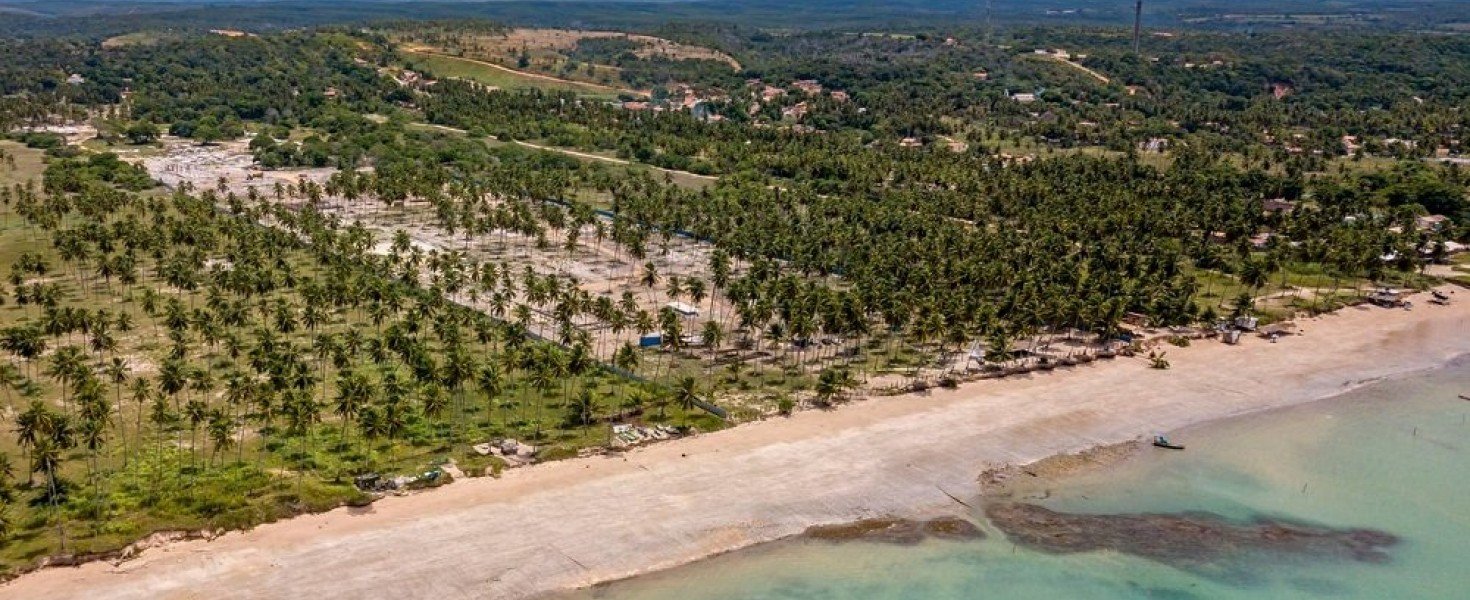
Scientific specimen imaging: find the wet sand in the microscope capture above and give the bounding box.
[5,290,1470,600]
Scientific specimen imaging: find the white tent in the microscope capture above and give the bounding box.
[665,301,700,317]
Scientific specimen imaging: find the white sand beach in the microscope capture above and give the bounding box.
[5,289,1470,600]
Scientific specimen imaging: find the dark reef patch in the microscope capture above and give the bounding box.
[804,516,985,545]
[985,503,1398,581]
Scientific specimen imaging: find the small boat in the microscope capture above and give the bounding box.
[1459,394,1470,402]
[1153,435,1185,450]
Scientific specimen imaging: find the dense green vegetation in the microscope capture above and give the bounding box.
[5,0,1468,39]
[0,140,722,573]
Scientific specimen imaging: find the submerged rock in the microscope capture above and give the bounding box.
[985,503,1398,580]
[923,516,985,541]
[805,516,985,545]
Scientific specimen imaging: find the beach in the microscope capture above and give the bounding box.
[5,289,1470,600]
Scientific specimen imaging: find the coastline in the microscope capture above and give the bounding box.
[977,347,1470,502]
[5,289,1470,600]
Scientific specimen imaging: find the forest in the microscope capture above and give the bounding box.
[4,1,1469,38]
[0,10,1466,577]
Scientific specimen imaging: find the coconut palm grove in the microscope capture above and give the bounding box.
[0,0,1465,579]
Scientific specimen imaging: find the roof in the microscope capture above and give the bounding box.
[1261,198,1297,213]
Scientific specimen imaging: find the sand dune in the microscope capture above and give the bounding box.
[6,289,1470,600]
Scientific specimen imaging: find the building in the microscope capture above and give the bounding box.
[66,74,85,85]
[781,102,809,121]
[1261,198,1298,215]
[1249,232,1275,250]
[1416,214,1450,232]
[793,79,823,95]
[1010,92,1037,103]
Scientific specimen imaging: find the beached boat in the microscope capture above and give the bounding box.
[1153,435,1185,450]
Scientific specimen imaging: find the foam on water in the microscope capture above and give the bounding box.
[572,358,1470,599]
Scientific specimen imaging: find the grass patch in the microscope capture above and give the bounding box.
[399,50,623,99]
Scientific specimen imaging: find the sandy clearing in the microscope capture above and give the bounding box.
[401,47,642,97]
[510,140,719,182]
[6,289,1470,600]
[1045,54,1111,84]
[502,28,742,70]
[426,28,741,71]
[413,122,719,184]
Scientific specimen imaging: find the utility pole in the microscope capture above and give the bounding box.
[1133,0,1144,54]
[984,0,994,44]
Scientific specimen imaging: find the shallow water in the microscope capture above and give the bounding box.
[571,358,1470,599]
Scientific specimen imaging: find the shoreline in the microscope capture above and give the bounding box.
[978,348,1469,502]
[5,288,1470,600]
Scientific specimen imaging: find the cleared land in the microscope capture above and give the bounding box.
[392,27,739,94]
[494,28,742,69]
[398,49,630,98]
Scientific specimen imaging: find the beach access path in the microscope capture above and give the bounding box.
[6,289,1470,600]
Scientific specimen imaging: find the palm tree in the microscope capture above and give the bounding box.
[420,382,448,422]
[814,367,855,407]
[440,346,476,436]
[649,388,672,421]
[1239,258,1270,314]
[569,387,596,434]
[44,345,86,413]
[184,399,208,468]
[476,364,503,427]
[0,452,13,492]
[333,370,372,446]
[672,376,699,422]
[14,399,54,485]
[0,363,22,409]
[640,261,661,304]
[30,438,65,548]
[700,320,724,374]
[206,409,234,466]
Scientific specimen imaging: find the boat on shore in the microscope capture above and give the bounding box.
[1153,435,1185,450]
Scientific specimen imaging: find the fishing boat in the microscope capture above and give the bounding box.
[1153,435,1185,450]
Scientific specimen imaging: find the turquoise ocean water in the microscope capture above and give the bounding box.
[572,357,1470,600]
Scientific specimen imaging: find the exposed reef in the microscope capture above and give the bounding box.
[804,516,985,545]
[985,503,1398,581]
